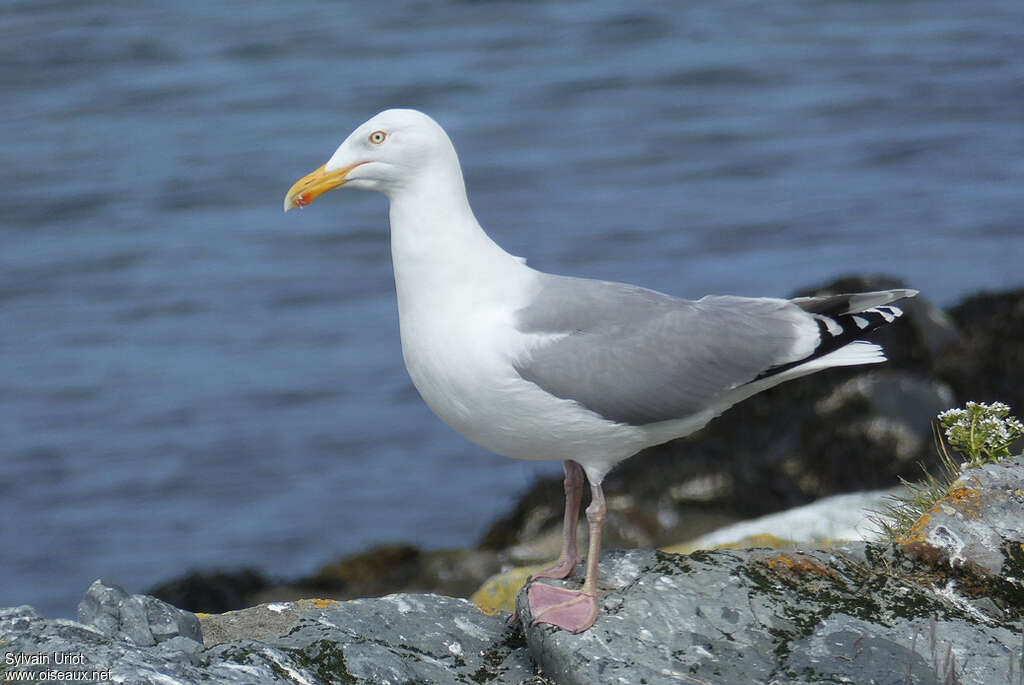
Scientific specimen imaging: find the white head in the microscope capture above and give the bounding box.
[284,109,462,210]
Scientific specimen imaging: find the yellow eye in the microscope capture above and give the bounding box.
[369,130,387,144]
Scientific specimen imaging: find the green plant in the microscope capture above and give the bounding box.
[872,401,1022,542]
[937,401,1024,468]
[871,430,962,542]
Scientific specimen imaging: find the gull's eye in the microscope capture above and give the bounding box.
[369,130,387,145]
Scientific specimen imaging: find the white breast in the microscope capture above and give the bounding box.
[392,257,648,480]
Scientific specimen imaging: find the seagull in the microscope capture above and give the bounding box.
[284,109,916,633]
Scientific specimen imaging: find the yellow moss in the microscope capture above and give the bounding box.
[662,533,797,555]
[470,565,544,615]
[311,598,338,609]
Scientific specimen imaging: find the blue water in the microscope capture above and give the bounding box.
[2,0,1022,618]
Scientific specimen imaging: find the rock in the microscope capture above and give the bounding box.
[516,546,1022,685]
[666,487,899,553]
[900,454,1024,579]
[198,598,343,648]
[202,595,535,684]
[3,590,535,684]
[2,604,206,683]
[5,454,1023,685]
[77,579,201,647]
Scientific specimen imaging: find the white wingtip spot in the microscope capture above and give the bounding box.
[814,314,844,337]
[867,306,899,323]
[852,315,869,329]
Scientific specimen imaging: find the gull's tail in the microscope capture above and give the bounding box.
[752,288,918,384]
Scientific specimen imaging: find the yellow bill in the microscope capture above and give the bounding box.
[283,161,365,212]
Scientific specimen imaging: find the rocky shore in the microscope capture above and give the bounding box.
[3,279,1024,683]
[4,455,1023,683]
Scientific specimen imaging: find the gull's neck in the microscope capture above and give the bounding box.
[386,161,530,312]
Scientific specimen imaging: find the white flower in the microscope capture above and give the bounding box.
[936,401,1023,466]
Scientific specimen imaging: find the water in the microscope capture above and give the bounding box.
[2,0,1022,618]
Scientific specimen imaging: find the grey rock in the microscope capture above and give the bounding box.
[901,454,1024,578]
[154,635,205,663]
[207,594,535,684]
[4,590,535,684]
[5,540,1023,684]
[516,547,1021,685]
[786,613,1014,685]
[77,578,201,647]
[199,599,319,648]
[146,591,203,644]
[1,609,203,683]
[5,456,1024,684]
[75,580,123,637]
[0,605,40,633]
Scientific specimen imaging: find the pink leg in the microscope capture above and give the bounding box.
[527,480,605,633]
[531,460,583,580]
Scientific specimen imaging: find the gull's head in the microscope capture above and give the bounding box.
[284,109,456,211]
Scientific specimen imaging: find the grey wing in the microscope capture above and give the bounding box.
[513,275,814,426]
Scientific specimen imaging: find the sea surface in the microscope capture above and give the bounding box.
[2,0,1022,618]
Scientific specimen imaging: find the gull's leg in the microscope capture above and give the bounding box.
[530,460,583,580]
[527,480,605,633]
[508,460,584,626]
[578,482,606,599]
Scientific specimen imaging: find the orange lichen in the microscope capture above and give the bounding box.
[311,598,339,609]
[765,554,795,570]
[763,553,837,580]
[946,487,982,518]
[899,510,934,545]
